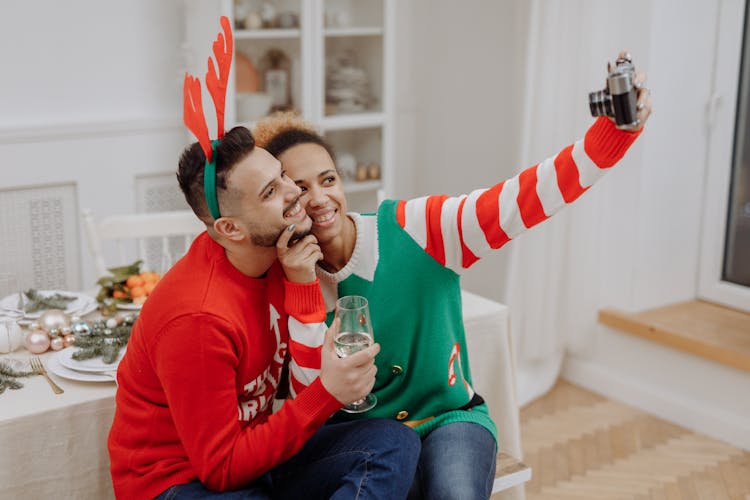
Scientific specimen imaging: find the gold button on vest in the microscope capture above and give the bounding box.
[396,410,409,420]
[391,365,403,375]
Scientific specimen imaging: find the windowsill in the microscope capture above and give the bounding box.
[598,300,750,373]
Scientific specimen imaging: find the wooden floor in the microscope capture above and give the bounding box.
[520,381,750,500]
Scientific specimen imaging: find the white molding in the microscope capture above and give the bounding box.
[0,118,183,145]
[235,28,301,40]
[324,27,383,37]
[344,180,381,193]
[562,356,750,451]
[319,112,385,131]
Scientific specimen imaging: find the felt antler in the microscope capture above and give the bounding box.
[182,16,233,160]
[206,16,233,139]
[182,16,234,220]
[183,74,212,161]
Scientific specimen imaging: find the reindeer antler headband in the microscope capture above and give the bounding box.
[183,16,233,220]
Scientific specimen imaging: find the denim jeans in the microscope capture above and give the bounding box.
[155,419,420,500]
[154,476,272,500]
[407,422,497,500]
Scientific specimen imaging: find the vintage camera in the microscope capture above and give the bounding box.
[589,55,639,130]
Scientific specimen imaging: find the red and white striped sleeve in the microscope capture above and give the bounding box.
[282,280,326,399]
[287,318,325,398]
[396,117,642,272]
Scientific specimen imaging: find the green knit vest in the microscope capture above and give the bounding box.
[328,200,497,442]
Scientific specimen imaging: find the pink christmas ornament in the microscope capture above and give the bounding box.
[25,330,51,354]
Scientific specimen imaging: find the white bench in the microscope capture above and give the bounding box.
[461,290,530,497]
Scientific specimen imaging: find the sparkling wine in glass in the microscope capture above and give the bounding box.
[334,295,377,413]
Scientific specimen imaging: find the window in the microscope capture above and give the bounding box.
[699,0,750,312]
[723,13,750,288]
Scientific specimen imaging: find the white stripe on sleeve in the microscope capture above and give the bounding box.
[572,139,606,188]
[402,196,429,249]
[288,317,326,348]
[439,195,466,272]
[459,188,492,260]
[535,157,566,216]
[289,360,320,386]
[498,175,525,237]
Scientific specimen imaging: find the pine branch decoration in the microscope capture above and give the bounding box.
[71,315,136,364]
[0,359,35,395]
[19,289,76,313]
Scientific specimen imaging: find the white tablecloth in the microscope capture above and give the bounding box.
[0,290,519,500]
[461,291,521,461]
[0,349,117,499]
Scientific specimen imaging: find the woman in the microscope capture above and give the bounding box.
[253,68,652,499]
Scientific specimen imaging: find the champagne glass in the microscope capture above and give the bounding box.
[334,295,377,413]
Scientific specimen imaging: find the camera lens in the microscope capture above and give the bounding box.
[589,90,614,118]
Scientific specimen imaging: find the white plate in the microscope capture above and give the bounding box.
[48,351,116,383]
[116,302,143,310]
[57,345,126,373]
[0,290,97,319]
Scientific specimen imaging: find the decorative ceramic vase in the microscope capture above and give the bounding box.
[0,320,24,354]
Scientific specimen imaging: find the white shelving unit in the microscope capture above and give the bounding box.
[184,0,394,212]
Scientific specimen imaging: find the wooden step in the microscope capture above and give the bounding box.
[599,300,750,373]
[493,452,532,493]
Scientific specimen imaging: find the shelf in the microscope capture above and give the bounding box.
[189,0,392,215]
[599,300,750,373]
[234,29,301,40]
[344,180,381,193]
[324,27,383,37]
[320,112,385,131]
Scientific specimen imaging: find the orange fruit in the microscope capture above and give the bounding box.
[112,290,128,299]
[129,286,146,298]
[141,272,160,283]
[126,275,145,288]
[144,282,157,295]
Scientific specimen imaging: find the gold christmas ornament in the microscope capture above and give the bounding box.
[49,337,64,351]
[38,309,71,333]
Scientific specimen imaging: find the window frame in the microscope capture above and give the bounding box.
[698,0,750,312]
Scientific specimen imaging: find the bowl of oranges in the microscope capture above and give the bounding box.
[96,260,161,310]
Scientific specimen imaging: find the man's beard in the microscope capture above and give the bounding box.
[251,222,312,247]
[244,196,312,247]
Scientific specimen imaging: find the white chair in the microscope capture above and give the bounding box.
[82,209,206,277]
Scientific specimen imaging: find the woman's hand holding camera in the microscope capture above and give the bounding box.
[591,50,652,131]
[622,52,653,131]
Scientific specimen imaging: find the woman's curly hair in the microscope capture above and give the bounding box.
[252,111,336,162]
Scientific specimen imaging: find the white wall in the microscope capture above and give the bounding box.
[0,1,184,127]
[0,0,524,300]
[399,0,749,449]
[560,0,750,449]
[0,0,188,290]
[397,0,528,302]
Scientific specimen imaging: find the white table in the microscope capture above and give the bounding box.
[0,291,521,500]
[0,349,117,499]
[461,291,525,499]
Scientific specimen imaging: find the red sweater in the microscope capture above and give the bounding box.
[108,233,341,499]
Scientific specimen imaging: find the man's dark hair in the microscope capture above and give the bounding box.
[264,129,336,164]
[177,126,255,220]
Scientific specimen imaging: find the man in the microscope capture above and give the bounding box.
[107,125,420,499]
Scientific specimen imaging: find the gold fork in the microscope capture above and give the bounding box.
[30,356,64,394]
